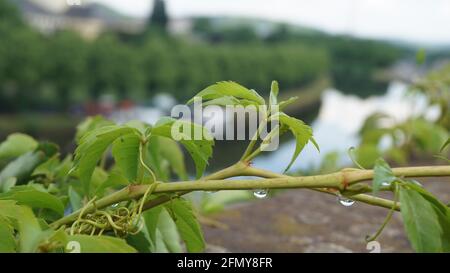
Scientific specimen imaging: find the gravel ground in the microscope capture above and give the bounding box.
[202,176,450,253]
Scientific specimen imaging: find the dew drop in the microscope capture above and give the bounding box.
[338,196,355,207]
[253,189,268,199]
[111,203,119,208]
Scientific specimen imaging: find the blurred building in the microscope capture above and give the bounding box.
[13,0,145,39]
[168,18,193,35]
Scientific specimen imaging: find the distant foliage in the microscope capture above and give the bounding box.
[0,0,401,112]
[354,64,450,167]
[148,0,169,33]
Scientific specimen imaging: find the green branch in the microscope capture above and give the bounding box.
[51,165,450,228]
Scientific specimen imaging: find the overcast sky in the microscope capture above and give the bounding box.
[90,0,450,45]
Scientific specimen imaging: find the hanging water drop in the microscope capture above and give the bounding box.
[338,196,355,207]
[253,189,268,199]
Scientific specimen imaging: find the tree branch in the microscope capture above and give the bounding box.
[51,165,450,228]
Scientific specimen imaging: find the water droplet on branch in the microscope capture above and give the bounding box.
[253,189,268,199]
[338,196,355,207]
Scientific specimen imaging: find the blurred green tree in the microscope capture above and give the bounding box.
[149,0,169,32]
[43,31,88,110]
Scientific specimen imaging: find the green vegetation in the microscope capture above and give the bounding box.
[0,81,448,253]
[195,19,403,97]
[353,63,450,168]
[148,0,169,32]
[0,0,401,112]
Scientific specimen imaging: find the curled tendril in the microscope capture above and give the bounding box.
[139,143,157,183]
[365,183,400,242]
[68,182,161,238]
[347,147,366,170]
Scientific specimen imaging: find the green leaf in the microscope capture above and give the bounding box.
[0,201,49,253]
[152,118,213,179]
[0,200,22,219]
[36,142,59,158]
[153,230,170,253]
[386,147,407,165]
[16,206,44,252]
[94,170,129,196]
[73,125,137,196]
[0,217,16,252]
[1,177,16,193]
[0,151,47,192]
[413,184,447,206]
[188,81,265,105]
[202,96,241,107]
[372,158,396,193]
[408,119,448,153]
[354,144,382,169]
[441,138,450,152]
[167,198,205,253]
[31,155,60,178]
[68,186,83,212]
[181,138,213,180]
[274,113,317,172]
[157,208,183,253]
[143,206,163,252]
[146,137,169,181]
[269,80,279,107]
[34,155,72,182]
[0,133,38,160]
[278,96,299,111]
[55,155,73,180]
[124,120,152,136]
[111,133,140,182]
[158,137,188,180]
[126,232,152,253]
[75,115,114,144]
[143,206,182,253]
[89,167,109,195]
[404,182,450,232]
[0,185,65,215]
[66,235,137,253]
[147,136,187,181]
[399,185,450,252]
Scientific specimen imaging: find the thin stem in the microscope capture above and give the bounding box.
[245,125,280,162]
[141,161,250,211]
[240,131,259,161]
[366,183,400,242]
[240,165,401,210]
[138,176,340,192]
[240,116,269,161]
